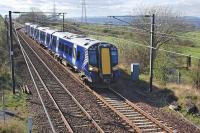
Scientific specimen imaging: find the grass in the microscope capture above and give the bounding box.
[0,90,27,111]
[180,31,200,47]
[179,45,200,57]
[0,118,27,133]
[0,90,28,133]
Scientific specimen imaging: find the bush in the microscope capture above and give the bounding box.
[0,66,10,89]
[172,38,194,47]
[154,53,176,85]
[125,47,149,72]
[103,29,110,33]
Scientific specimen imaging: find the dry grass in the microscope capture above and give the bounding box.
[167,83,200,108]
[0,90,28,133]
[155,83,200,125]
[0,119,26,133]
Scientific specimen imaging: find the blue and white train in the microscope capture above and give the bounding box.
[24,23,120,85]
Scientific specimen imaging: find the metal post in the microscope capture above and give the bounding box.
[9,11,15,94]
[28,117,33,133]
[62,13,65,32]
[149,14,155,92]
[197,59,200,89]
[187,55,191,68]
[177,71,181,84]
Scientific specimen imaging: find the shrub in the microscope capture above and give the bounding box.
[154,53,176,85]
[103,29,110,33]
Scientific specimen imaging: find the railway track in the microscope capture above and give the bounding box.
[14,25,104,133]
[15,23,175,133]
[94,88,175,133]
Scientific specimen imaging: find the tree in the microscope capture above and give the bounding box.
[16,7,48,25]
[133,6,188,58]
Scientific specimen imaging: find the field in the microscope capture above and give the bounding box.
[178,32,200,57]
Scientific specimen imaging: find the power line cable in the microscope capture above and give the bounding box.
[110,16,200,42]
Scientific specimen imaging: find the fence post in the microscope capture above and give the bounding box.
[197,59,200,89]
[28,117,32,133]
[187,55,191,69]
[177,71,181,84]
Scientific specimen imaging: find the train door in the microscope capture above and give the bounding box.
[44,32,47,46]
[99,45,112,83]
[39,30,41,43]
[100,48,111,75]
[55,37,59,54]
[72,44,77,67]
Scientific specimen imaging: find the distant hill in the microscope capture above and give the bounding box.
[69,16,200,27]
[183,16,200,27]
[69,16,135,25]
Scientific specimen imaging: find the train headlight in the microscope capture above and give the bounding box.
[113,65,119,71]
[89,65,98,72]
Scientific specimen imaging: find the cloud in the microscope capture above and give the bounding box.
[0,0,200,17]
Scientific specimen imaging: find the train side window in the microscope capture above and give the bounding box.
[43,33,45,41]
[41,32,44,41]
[47,35,50,44]
[41,32,43,40]
[40,32,43,40]
[52,37,57,48]
[64,45,68,54]
[58,42,62,50]
[62,43,65,52]
[77,51,81,61]
[69,47,72,56]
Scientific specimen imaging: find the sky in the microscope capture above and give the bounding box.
[0,0,200,17]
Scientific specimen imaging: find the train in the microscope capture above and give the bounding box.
[24,23,120,85]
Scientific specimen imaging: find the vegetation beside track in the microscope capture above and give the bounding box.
[0,91,27,133]
[0,15,28,133]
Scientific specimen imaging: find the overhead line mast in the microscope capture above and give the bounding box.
[81,0,87,23]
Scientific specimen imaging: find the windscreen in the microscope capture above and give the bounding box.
[111,49,118,66]
[89,49,97,66]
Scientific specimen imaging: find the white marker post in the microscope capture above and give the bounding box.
[28,117,32,133]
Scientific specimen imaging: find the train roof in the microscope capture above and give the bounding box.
[53,32,112,49]
[70,37,102,49]
[25,23,31,25]
[45,29,58,34]
[24,23,115,49]
[30,24,38,28]
[52,32,76,38]
[37,27,49,31]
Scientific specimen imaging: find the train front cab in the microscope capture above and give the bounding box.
[88,43,119,84]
